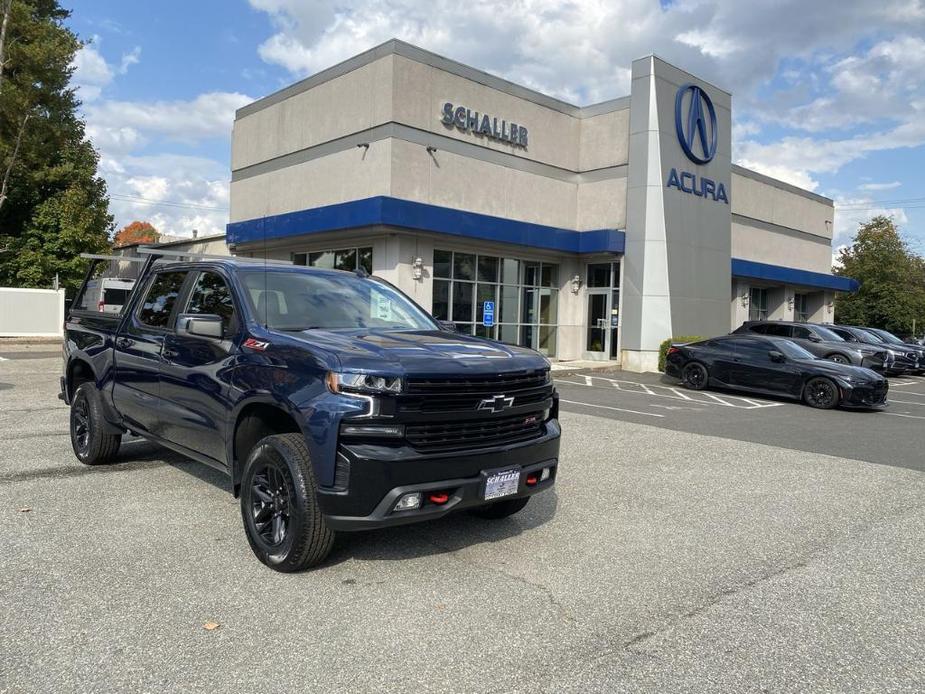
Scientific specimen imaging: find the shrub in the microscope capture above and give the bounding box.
[658,336,705,372]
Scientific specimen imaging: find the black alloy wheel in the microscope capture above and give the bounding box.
[72,393,91,455]
[240,433,334,571]
[827,354,850,365]
[803,377,840,410]
[249,464,292,548]
[682,362,709,390]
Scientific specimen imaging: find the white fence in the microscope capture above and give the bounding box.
[0,287,65,337]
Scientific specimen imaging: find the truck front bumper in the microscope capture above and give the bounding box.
[318,420,561,531]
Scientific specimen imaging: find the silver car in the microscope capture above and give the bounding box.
[733,321,890,373]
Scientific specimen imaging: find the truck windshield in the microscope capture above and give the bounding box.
[239,269,438,332]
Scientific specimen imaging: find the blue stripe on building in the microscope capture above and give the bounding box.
[226,196,625,254]
[731,258,859,293]
[226,196,857,292]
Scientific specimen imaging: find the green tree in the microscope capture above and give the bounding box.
[834,216,925,334]
[0,0,112,292]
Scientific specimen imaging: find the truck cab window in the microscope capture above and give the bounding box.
[186,272,236,333]
[138,272,187,328]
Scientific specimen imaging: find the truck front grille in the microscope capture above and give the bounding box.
[405,412,546,452]
[405,370,548,395]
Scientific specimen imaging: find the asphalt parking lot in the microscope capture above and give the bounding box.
[556,370,925,473]
[2,344,924,693]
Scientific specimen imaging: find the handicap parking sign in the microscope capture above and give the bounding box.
[482,300,495,327]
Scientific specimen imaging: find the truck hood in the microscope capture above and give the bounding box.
[282,328,549,376]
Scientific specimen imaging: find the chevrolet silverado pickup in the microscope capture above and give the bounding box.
[62,252,560,571]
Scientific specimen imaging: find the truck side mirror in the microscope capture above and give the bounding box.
[177,314,223,340]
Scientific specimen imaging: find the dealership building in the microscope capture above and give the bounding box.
[226,40,856,371]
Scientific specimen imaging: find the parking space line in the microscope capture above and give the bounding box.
[888,387,925,396]
[888,399,925,406]
[888,380,919,387]
[559,399,664,418]
[558,375,785,410]
[882,412,925,420]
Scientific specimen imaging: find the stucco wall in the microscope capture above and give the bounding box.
[731,172,832,240]
[231,55,395,171]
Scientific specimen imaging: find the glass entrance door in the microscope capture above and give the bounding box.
[584,261,621,361]
[586,293,608,353]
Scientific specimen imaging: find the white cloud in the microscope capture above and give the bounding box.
[833,197,909,248]
[71,39,142,102]
[102,155,232,238]
[859,181,902,191]
[81,87,251,237]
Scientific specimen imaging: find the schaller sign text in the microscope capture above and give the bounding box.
[666,168,729,204]
[441,102,528,148]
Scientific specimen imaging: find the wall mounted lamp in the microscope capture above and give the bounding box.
[411,256,424,281]
[741,292,750,307]
[571,275,582,294]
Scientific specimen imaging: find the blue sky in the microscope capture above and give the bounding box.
[68,0,925,260]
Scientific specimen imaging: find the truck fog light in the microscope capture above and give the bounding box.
[540,467,551,482]
[394,493,421,512]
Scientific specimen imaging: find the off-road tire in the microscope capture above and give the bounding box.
[240,433,334,572]
[69,382,121,465]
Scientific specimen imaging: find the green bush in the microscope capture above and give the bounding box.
[658,336,705,372]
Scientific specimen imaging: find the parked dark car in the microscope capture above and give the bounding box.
[826,325,920,376]
[733,321,890,372]
[62,252,560,572]
[665,335,888,409]
[860,327,925,375]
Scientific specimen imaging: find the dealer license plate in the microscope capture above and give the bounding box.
[483,468,520,501]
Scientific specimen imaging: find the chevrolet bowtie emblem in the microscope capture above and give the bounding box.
[477,394,515,413]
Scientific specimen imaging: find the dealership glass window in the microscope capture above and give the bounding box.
[432,249,558,356]
[794,293,809,322]
[748,287,768,322]
[292,246,373,274]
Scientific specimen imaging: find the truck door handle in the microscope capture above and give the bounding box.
[116,337,133,349]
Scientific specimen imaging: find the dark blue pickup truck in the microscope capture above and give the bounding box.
[62,252,560,571]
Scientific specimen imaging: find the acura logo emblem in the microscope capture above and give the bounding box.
[675,83,717,165]
[478,394,514,414]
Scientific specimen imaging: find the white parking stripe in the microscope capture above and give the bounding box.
[559,399,664,418]
[556,375,785,409]
[888,380,918,387]
[887,399,925,406]
[0,356,8,361]
[887,387,925,396]
[882,412,925,420]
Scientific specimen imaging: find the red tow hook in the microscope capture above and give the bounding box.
[428,492,450,505]
[525,473,539,487]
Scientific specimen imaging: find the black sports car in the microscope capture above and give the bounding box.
[665,335,888,409]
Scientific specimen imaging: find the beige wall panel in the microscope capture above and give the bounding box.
[577,178,627,230]
[232,56,394,170]
[732,222,833,274]
[391,56,582,171]
[389,139,578,230]
[731,174,833,240]
[230,140,392,223]
[579,109,630,171]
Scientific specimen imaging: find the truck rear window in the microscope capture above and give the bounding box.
[103,288,130,305]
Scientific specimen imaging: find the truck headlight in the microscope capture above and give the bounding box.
[326,371,403,395]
